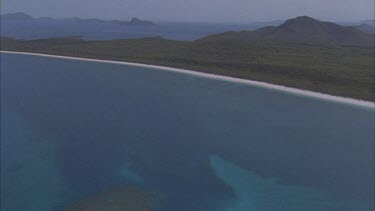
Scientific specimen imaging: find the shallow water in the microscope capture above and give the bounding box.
[1,53,374,210]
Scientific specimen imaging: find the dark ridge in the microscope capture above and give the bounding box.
[128,17,155,26]
[0,12,34,21]
[197,16,374,47]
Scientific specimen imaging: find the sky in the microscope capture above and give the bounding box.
[1,0,374,23]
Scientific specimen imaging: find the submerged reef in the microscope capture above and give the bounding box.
[62,185,161,211]
[1,111,71,210]
[210,155,339,211]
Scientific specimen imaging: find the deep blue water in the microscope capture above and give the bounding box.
[0,20,267,41]
[1,53,374,210]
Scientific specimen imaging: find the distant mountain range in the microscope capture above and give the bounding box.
[0,12,286,41]
[198,16,374,46]
[1,13,374,43]
[358,19,375,27]
[0,12,155,26]
[354,24,375,34]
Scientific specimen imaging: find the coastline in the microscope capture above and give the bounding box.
[1,50,374,109]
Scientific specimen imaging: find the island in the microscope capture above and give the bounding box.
[0,12,155,26]
[1,16,374,101]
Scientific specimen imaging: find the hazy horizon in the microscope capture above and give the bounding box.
[1,0,374,23]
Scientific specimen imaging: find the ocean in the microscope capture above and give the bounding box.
[1,52,374,210]
[0,20,266,41]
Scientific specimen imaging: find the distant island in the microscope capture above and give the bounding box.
[0,12,155,26]
[1,12,34,20]
[354,24,375,34]
[1,16,374,101]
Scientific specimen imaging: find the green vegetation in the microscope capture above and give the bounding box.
[1,35,374,101]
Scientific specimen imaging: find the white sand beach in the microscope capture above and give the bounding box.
[1,50,374,109]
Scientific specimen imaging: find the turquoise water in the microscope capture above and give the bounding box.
[1,53,374,210]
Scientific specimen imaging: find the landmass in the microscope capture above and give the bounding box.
[0,12,34,20]
[0,12,155,26]
[354,24,375,34]
[1,16,374,101]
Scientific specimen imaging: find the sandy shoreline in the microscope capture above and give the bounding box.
[1,50,374,109]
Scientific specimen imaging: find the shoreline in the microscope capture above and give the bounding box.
[1,50,374,109]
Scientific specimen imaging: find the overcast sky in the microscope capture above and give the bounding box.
[1,0,374,22]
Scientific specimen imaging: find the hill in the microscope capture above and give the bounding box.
[198,16,374,46]
[0,12,33,21]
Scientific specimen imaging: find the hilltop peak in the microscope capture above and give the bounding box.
[278,16,325,28]
[286,16,318,22]
[130,17,141,22]
[129,17,155,26]
[1,12,34,20]
[198,16,374,46]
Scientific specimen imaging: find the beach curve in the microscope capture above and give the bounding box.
[1,50,374,109]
